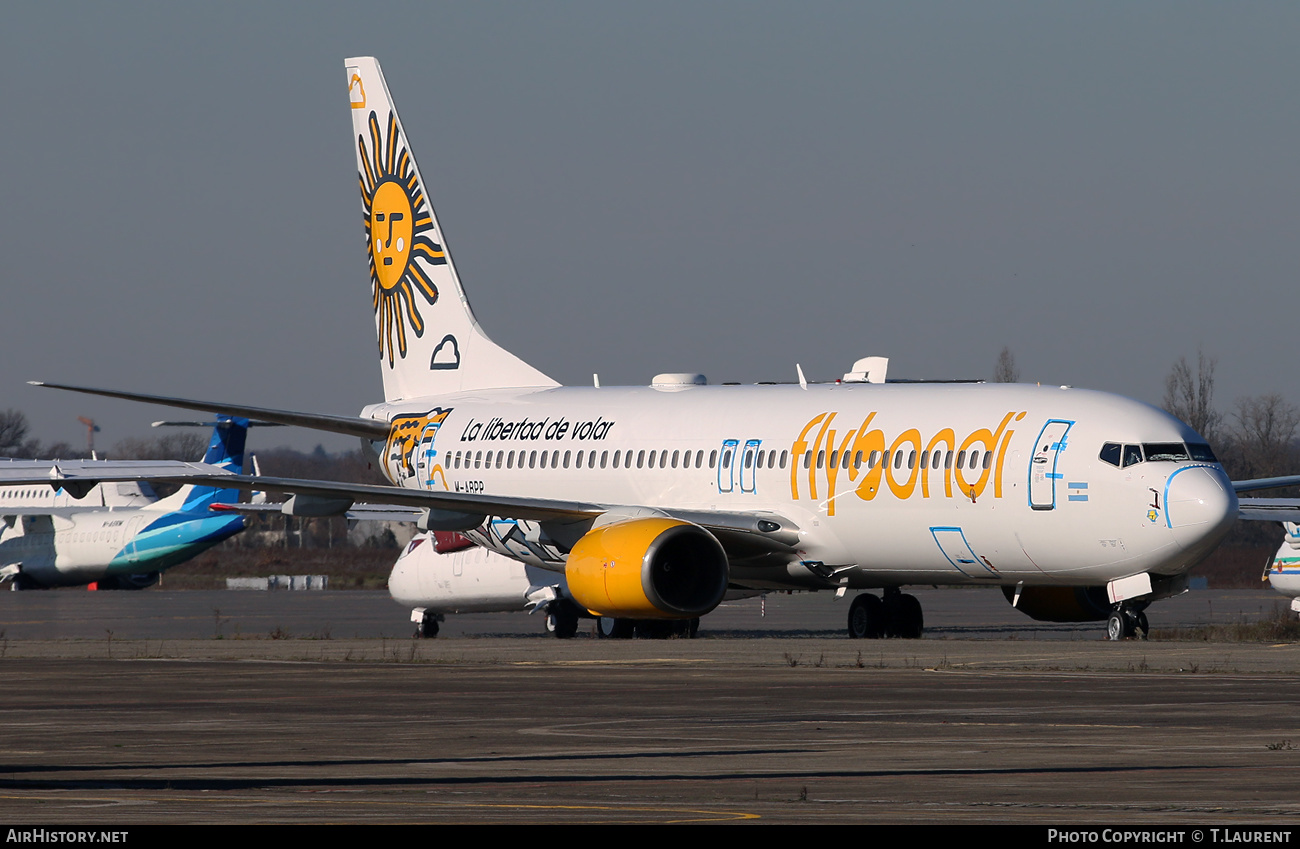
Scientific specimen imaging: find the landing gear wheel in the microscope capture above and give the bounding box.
[848,593,885,639]
[547,601,580,639]
[1106,611,1129,641]
[415,613,439,639]
[1134,610,1149,640]
[886,593,924,639]
[596,617,634,639]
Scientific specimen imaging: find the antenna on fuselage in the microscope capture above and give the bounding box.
[796,364,808,390]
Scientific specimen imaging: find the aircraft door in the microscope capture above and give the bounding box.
[121,515,148,564]
[718,440,738,493]
[1029,420,1074,510]
[415,422,440,488]
[739,439,761,493]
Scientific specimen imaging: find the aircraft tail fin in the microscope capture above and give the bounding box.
[154,417,249,513]
[346,57,557,402]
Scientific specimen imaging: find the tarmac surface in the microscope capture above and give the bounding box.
[2,588,1299,824]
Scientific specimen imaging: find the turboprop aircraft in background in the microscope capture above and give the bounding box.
[0,418,248,589]
[29,57,1300,639]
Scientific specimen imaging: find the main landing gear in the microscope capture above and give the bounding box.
[545,600,582,639]
[847,588,924,639]
[413,610,440,639]
[1106,604,1149,641]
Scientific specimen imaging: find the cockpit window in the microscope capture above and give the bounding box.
[1099,443,1122,467]
[1187,443,1218,463]
[1121,444,1144,468]
[1143,443,1191,462]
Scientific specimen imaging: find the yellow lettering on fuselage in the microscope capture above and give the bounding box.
[790,410,1025,510]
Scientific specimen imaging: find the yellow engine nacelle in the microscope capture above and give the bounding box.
[566,518,729,619]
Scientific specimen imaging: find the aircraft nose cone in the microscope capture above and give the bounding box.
[1165,466,1237,553]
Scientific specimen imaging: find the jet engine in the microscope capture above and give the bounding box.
[1002,585,1113,622]
[565,518,728,619]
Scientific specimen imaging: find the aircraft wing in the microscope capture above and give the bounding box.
[1238,499,1300,522]
[0,462,602,521]
[0,460,800,552]
[0,459,230,499]
[0,459,224,480]
[1233,476,1300,493]
[211,501,425,522]
[29,381,389,440]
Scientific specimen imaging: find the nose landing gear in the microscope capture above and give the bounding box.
[1106,605,1149,641]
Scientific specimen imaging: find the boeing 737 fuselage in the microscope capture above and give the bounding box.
[31,57,1258,639]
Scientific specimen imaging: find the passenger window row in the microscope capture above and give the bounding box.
[447,447,790,472]
[800,448,993,473]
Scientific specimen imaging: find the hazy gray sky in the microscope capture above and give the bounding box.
[3,3,1297,454]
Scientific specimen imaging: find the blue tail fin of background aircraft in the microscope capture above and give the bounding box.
[179,416,249,512]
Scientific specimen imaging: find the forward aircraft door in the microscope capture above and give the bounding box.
[1029,420,1074,510]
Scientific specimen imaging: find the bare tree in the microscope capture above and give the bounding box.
[1163,350,1221,441]
[0,410,30,456]
[1226,394,1300,481]
[993,347,1019,383]
[110,432,208,462]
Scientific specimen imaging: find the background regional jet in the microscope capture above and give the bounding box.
[28,57,1300,639]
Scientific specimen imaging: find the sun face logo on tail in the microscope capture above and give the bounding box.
[358,110,447,367]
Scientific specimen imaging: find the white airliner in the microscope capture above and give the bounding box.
[388,530,581,638]
[27,57,1300,639]
[0,418,248,589]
